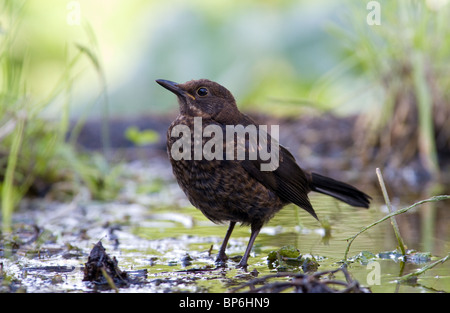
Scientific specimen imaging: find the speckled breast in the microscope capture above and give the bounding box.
[166,115,284,226]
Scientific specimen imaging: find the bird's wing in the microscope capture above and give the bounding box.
[240,135,318,220]
[210,115,318,220]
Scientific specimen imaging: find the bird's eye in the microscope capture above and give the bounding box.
[196,87,208,97]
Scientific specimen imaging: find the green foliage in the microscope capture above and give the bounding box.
[331,0,450,175]
[0,1,121,232]
[267,245,320,272]
[125,126,160,146]
[56,146,123,201]
[350,251,377,265]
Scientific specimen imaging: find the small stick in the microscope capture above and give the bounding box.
[376,168,406,256]
[343,195,450,260]
[399,253,450,282]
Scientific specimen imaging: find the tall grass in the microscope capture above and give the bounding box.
[331,0,450,179]
[1,1,29,232]
[1,112,25,233]
[0,2,120,233]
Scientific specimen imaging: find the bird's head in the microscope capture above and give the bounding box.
[156,79,239,122]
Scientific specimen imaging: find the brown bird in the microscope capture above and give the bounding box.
[156,78,371,269]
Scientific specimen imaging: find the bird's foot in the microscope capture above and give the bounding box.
[236,259,248,271]
[215,252,228,267]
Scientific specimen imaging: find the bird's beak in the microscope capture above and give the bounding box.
[156,79,195,100]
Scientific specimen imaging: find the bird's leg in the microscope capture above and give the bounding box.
[215,222,236,267]
[236,223,261,270]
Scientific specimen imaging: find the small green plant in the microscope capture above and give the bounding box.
[267,245,320,272]
[125,126,160,146]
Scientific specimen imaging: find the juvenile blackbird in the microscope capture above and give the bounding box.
[156,78,371,269]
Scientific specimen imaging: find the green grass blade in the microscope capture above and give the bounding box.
[1,112,25,233]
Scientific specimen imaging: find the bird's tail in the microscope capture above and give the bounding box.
[309,172,371,208]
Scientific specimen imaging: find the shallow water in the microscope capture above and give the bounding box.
[1,160,449,293]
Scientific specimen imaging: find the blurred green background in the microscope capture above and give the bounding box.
[4,0,380,118]
[5,0,450,116]
[5,0,450,118]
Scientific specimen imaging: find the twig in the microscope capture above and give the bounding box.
[376,168,406,255]
[399,253,450,283]
[229,267,366,293]
[344,195,450,260]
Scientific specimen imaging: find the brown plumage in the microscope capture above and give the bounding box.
[156,78,371,269]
